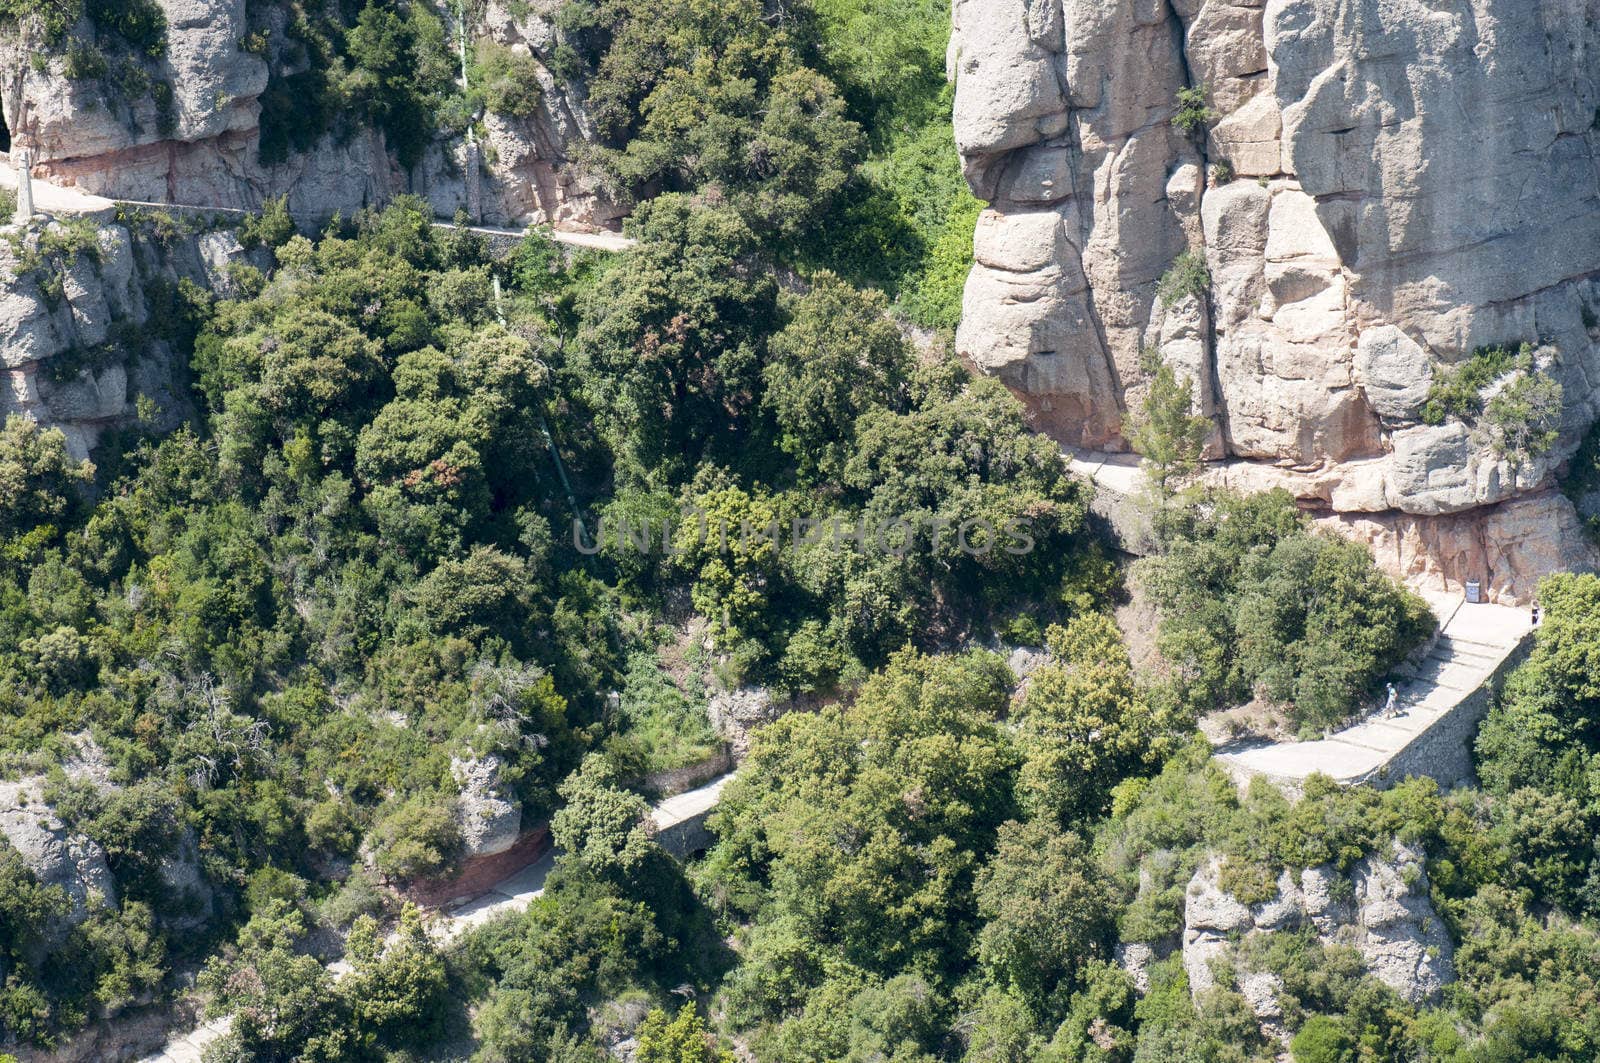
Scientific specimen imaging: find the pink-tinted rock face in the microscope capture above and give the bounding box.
[951,0,1600,595]
[0,0,620,228]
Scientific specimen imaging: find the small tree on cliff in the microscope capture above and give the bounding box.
[1128,357,1211,495]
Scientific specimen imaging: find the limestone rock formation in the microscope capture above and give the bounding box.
[1182,843,1454,1027]
[951,0,1600,599]
[0,0,620,228]
[0,778,117,949]
[707,687,782,760]
[0,214,254,457]
[452,753,522,858]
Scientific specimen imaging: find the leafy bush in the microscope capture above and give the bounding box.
[1157,249,1210,307]
[237,195,296,249]
[1421,341,1562,466]
[1128,355,1211,493]
[86,0,166,56]
[476,39,544,117]
[1171,84,1214,134]
[1420,342,1531,424]
[1484,368,1561,464]
[63,38,108,79]
[368,796,462,882]
[636,1003,735,1063]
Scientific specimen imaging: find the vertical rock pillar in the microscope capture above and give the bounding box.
[13,146,32,223]
[464,137,482,224]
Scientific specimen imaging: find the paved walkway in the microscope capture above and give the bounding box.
[0,163,116,215]
[1214,595,1532,788]
[133,773,732,1062]
[0,166,633,252]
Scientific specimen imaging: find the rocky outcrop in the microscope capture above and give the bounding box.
[0,0,621,228]
[451,753,521,858]
[1183,843,1453,1029]
[0,213,258,457]
[707,687,783,760]
[0,778,116,952]
[951,0,1600,599]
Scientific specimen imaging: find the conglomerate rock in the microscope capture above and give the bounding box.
[950,0,1600,598]
[1182,842,1453,1036]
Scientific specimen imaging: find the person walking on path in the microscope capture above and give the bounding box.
[1382,682,1398,719]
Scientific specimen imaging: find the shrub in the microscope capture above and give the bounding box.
[87,0,168,57]
[476,40,543,118]
[1484,369,1561,466]
[636,1004,735,1063]
[368,795,462,882]
[1171,84,1214,134]
[1420,341,1561,466]
[1420,342,1531,425]
[64,39,108,80]
[1157,249,1210,307]
[1291,1014,1356,1063]
[1138,489,1433,727]
[238,195,296,249]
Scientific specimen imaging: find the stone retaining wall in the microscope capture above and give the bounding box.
[635,751,734,799]
[1353,635,1534,791]
[654,811,716,859]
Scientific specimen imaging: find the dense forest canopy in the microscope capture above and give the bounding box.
[0,1,1597,1061]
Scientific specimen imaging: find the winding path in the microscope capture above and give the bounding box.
[132,773,732,1063]
[1065,453,1539,791]
[0,166,635,252]
[1213,595,1533,790]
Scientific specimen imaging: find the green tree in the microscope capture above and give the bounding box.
[344,0,457,169]
[763,271,911,483]
[550,754,655,881]
[368,795,462,882]
[636,1003,735,1063]
[340,905,449,1051]
[573,197,777,485]
[1013,615,1172,822]
[0,414,94,543]
[1290,1015,1356,1063]
[707,649,1018,975]
[975,819,1114,1015]
[1128,358,1210,494]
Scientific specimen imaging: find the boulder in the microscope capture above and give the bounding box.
[707,687,781,760]
[452,754,522,859]
[1350,844,1455,1002]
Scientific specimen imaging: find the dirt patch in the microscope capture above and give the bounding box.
[1199,698,1295,748]
[1113,561,1163,674]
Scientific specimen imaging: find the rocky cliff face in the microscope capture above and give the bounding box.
[0,212,257,457]
[1182,845,1453,1039]
[951,0,1600,599]
[0,0,619,229]
[0,778,117,958]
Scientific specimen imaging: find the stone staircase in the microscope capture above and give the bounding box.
[1214,595,1534,792]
